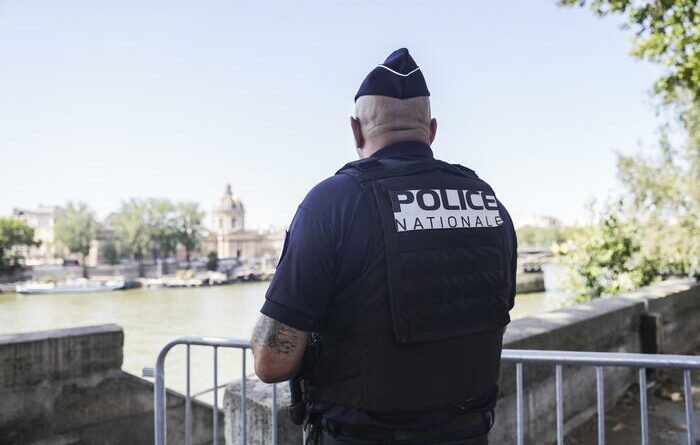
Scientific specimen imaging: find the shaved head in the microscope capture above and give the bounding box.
[351,96,437,158]
[355,96,431,138]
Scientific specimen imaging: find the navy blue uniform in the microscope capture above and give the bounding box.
[261,141,517,429]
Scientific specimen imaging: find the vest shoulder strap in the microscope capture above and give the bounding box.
[336,157,479,184]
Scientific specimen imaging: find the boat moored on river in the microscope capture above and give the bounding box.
[15,279,126,294]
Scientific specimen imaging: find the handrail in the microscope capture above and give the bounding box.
[502,349,700,369]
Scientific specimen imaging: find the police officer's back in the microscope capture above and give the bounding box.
[251,48,517,445]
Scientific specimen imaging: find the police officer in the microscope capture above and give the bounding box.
[251,48,517,445]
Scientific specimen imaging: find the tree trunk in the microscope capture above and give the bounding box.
[137,256,145,277]
[82,253,89,279]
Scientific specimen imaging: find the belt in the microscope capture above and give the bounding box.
[322,410,493,444]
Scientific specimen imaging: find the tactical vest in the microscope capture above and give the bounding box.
[305,156,511,414]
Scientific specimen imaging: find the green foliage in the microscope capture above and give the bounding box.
[558,0,700,102]
[111,199,150,261]
[615,113,700,276]
[0,218,39,269]
[175,202,204,266]
[206,251,219,271]
[99,241,120,266]
[54,202,97,259]
[566,105,700,299]
[557,1,699,297]
[111,198,204,264]
[565,205,660,300]
[145,198,177,260]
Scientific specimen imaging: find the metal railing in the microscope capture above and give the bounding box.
[503,349,700,445]
[143,336,266,445]
[146,337,699,445]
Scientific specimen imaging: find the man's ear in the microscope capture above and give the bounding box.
[429,118,438,143]
[351,116,364,149]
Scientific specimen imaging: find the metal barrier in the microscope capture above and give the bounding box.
[503,349,700,445]
[146,337,699,445]
[143,336,270,445]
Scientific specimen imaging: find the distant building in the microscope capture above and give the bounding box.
[202,184,285,270]
[12,205,60,266]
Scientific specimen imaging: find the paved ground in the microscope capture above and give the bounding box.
[563,367,700,444]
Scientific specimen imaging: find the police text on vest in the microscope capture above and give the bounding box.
[389,189,503,232]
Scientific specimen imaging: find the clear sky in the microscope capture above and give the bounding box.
[0,0,664,228]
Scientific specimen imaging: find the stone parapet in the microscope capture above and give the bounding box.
[0,324,124,390]
[0,324,220,445]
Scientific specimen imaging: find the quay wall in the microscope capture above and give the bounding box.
[223,278,700,445]
[28,264,182,282]
[515,272,544,294]
[0,262,211,285]
[0,324,221,445]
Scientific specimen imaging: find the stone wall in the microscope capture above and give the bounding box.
[0,324,222,445]
[515,272,545,294]
[223,278,700,444]
[27,263,183,282]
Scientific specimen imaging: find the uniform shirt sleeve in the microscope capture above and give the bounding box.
[497,200,518,310]
[260,204,336,332]
[508,224,518,310]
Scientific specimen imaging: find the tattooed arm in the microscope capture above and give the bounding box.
[251,314,309,383]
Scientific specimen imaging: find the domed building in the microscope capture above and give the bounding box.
[212,184,245,256]
[203,184,285,270]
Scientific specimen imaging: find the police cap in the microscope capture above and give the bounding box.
[355,48,430,101]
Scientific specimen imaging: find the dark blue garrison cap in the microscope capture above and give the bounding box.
[355,48,430,101]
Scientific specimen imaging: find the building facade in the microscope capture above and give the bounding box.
[202,185,285,270]
[12,205,59,266]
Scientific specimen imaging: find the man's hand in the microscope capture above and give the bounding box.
[251,314,309,383]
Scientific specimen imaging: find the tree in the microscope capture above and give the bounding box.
[557,0,700,299]
[565,108,699,299]
[54,202,97,277]
[99,241,120,266]
[0,218,39,269]
[145,198,177,261]
[615,109,699,276]
[175,202,204,268]
[111,199,150,263]
[564,204,660,300]
[558,0,700,102]
[206,251,219,272]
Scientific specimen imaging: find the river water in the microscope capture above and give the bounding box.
[0,279,567,401]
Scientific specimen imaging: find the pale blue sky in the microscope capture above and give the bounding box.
[0,0,664,228]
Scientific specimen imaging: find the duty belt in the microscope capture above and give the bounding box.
[321,410,494,445]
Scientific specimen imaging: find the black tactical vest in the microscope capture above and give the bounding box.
[305,156,511,414]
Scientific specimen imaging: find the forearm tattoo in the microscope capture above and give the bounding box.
[252,315,298,355]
